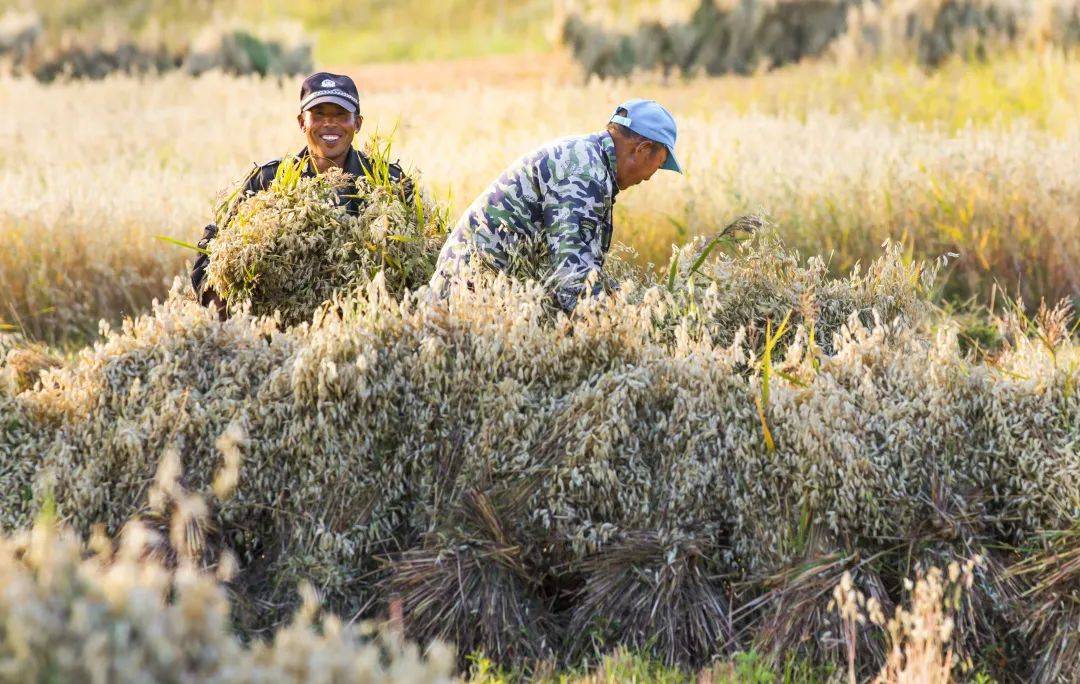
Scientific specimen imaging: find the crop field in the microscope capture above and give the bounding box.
[1,1,1079,682]
[2,50,1078,345]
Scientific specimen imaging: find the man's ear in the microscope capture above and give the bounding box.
[355,114,363,130]
[297,113,306,131]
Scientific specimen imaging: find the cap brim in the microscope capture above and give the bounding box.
[301,94,358,114]
[662,146,682,173]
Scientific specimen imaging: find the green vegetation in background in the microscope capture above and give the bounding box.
[0,0,220,49]
[270,0,555,64]
[0,0,559,62]
[721,50,1080,135]
[0,0,210,30]
[1,0,696,64]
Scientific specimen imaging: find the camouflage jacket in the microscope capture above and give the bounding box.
[432,131,619,311]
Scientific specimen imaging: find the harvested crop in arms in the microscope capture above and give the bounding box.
[204,148,448,326]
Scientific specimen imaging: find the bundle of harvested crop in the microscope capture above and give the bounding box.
[204,153,447,326]
[1009,524,1080,682]
[568,531,733,668]
[654,230,940,355]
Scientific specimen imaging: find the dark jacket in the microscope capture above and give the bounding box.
[190,146,411,315]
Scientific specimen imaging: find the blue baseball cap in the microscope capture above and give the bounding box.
[609,99,681,173]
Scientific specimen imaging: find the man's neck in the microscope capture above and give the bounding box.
[610,135,631,191]
[309,150,349,174]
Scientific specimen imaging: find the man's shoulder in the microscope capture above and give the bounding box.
[355,149,407,182]
[241,156,288,192]
[354,149,415,203]
[257,156,285,172]
[557,132,608,152]
[535,133,609,183]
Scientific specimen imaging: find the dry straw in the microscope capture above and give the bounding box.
[1,230,1076,676]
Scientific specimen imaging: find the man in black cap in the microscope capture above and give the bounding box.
[191,72,411,317]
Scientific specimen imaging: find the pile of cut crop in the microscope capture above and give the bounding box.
[0,235,1076,680]
[203,152,447,326]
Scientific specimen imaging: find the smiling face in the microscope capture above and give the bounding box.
[297,103,361,169]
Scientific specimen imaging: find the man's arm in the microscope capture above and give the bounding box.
[541,174,609,312]
[190,223,216,300]
[221,163,276,225]
[387,161,415,203]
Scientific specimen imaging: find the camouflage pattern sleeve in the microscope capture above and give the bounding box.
[541,172,609,312]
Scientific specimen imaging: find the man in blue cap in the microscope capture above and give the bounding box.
[431,98,681,312]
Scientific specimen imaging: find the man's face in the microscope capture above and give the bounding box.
[616,140,668,191]
[298,103,361,162]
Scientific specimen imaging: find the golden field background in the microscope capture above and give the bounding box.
[1,50,1078,344]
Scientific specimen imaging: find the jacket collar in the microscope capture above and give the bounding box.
[296,146,365,178]
[595,131,619,198]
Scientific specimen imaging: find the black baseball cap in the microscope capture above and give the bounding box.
[299,72,360,114]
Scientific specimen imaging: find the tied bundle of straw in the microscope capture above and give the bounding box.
[204,148,447,326]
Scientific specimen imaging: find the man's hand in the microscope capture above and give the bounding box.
[191,223,224,318]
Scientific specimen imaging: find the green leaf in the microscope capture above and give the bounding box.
[688,234,732,277]
[155,235,208,255]
[666,252,680,293]
[776,370,808,387]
